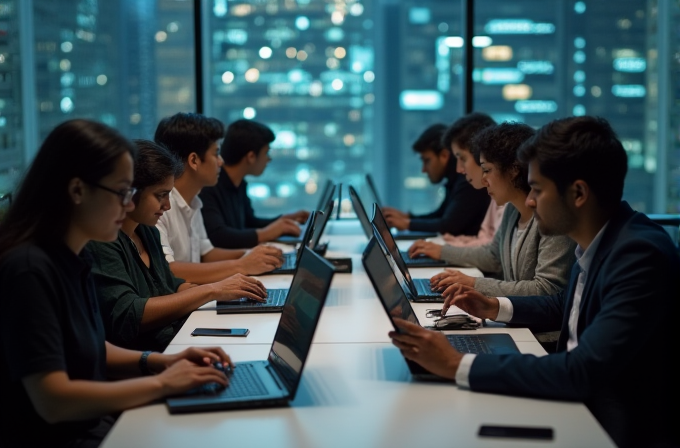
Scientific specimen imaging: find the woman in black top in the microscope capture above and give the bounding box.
[88,140,267,352]
[0,120,234,448]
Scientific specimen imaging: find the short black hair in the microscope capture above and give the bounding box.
[441,112,496,151]
[154,112,224,162]
[517,116,627,210]
[472,122,535,194]
[221,119,276,166]
[131,139,184,204]
[412,123,448,154]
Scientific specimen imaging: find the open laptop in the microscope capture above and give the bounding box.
[364,175,437,240]
[276,183,336,245]
[167,246,335,413]
[361,237,519,381]
[216,230,330,314]
[371,224,442,302]
[264,211,318,275]
[372,204,448,268]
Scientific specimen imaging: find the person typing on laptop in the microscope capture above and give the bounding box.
[0,120,236,448]
[88,140,267,352]
[154,113,284,284]
[381,114,492,235]
[389,116,680,448]
[199,119,309,249]
[410,122,575,299]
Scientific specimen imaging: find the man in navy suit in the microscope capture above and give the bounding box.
[389,116,680,448]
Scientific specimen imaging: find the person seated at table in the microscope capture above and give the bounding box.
[154,112,284,284]
[409,122,576,298]
[381,114,492,235]
[440,117,506,247]
[88,140,267,352]
[390,116,680,448]
[0,119,236,448]
[200,119,310,249]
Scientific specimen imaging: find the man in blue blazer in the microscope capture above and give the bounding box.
[389,116,680,448]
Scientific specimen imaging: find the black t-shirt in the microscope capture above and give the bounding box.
[0,242,108,448]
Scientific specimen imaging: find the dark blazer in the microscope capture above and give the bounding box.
[408,160,489,235]
[468,201,680,448]
[200,171,277,249]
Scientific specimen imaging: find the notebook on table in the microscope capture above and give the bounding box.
[167,246,335,413]
[361,237,519,381]
[364,175,437,240]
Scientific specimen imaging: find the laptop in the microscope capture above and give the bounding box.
[372,204,448,268]
[264,211,319,275]
[361,237,520,381]
[364,175,437,240]
[371,224,442,302]
[276,183,336,245]
[167,246,335,413]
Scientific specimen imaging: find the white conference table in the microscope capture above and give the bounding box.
[101,219,615,448]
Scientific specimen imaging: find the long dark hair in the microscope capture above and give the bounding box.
[0,119,137,258]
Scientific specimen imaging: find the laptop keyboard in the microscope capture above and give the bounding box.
[280,253,297,271]
[446,335,492,354]
[400,250,439,264]
[191,363,269,398]
[413,278,440,297]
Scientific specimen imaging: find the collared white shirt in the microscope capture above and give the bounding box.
[156,188,214,264]
[455,223,609,387]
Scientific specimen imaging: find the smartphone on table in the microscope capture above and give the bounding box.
[191,328,250,337]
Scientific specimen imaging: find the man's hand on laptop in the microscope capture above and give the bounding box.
[408,240,442,259]
[389,318,463,381]
[431,269,475,291]
[282,209,310,224]
[257,217,301,242]
[213,274,267,302]
[382,207,410,230]
[239,245,284,275]
[440,284,499,320]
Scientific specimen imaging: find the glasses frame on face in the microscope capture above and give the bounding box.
[88,182,137,206]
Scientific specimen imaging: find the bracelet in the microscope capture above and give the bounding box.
[139,350,154,376]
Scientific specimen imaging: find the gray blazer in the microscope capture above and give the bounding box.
[439,203,576,297]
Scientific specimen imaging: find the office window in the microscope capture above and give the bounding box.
[204,0,376,216]
[0,0,194,199]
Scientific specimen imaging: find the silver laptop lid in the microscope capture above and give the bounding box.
[348,185,374,239]
[267,246,335,397]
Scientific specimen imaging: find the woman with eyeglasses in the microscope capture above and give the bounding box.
[88,139,267,352]
[0,120,233,448]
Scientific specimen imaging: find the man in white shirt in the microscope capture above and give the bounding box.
[388,116,680,448]
[155,112,283,284]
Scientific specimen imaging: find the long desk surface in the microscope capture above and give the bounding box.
[101,220,615,448]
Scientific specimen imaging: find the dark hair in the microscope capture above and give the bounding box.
[517,116,628,210]
[154,112,224,163]
[412,123,448,154]
[221,119,276,166]
[0,119,137,258]
[130,139,184,204]
[472,122,535,194]
[441,112,496,151]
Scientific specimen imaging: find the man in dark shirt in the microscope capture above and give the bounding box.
[200,119,310,249]
[382,114,493,235]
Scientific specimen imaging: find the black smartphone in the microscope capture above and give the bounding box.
[478,425,554,440]
[191,328,249,337]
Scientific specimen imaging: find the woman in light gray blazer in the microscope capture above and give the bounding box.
[409,122,576,298]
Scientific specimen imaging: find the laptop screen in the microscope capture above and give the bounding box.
[362,238,420,331]
[268,247,335,395]
[370,204,416,295]
[314,180,333,211]
[348,185,373,239]
[365,174,383,207]
[292,210,318,267]
[309,186,335,247]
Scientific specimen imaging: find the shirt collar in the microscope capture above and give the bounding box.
[171,187,203,217]
[575,221,609,273]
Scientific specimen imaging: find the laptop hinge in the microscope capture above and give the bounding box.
[266,364,285,391]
